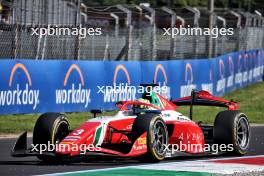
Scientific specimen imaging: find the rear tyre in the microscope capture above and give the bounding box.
[33,113,70,162]
[214,110,250,155]
[132,113,168,162]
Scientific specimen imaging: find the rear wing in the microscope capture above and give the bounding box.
[172,90,238,120]
[172,90,239,110]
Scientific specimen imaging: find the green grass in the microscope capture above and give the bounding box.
[0,82,264,134]
[0,111,117,134]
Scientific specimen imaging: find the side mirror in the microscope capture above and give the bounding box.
[90,109,102,118]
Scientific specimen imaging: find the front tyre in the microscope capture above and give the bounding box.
[132,114,168,162]
[214,110,250,155]
[33,113,70,162]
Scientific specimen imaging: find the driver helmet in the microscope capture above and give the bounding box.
[137,98,150,109]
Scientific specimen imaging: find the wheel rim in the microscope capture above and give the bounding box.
[236,116,249,150]
[55,121,69,144]
[153,120,167,155]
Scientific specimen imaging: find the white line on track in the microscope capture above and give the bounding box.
[37,155,264,176]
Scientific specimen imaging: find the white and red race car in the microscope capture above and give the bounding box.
[12,84,250,162]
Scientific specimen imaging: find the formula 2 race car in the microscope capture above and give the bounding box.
[12,84,250,162]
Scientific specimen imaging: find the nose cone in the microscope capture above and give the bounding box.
[56,122,101,156]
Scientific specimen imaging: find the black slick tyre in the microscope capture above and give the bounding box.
[214,110,250,155]
[132,113,168,162]
[33,113,70,162]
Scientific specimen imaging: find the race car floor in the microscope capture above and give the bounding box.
[0,126,263,176]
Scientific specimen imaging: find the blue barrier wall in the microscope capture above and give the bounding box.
[0,49,263,115]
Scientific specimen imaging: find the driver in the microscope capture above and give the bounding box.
[140,91,163,109]
[137,98,151,109]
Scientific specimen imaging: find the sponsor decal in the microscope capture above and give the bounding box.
[64,136,81,141]
[248,53,253,82]
[180,63,196,97]
[216,59,226,93]
[242,53,248,83]
[133,144,147,151]
[252,51,262,80]
[113,64,131,85]
[133,133,147,151]
[164,142,234,154]
[101,83,136,103]
[0,63,40,110]
[227,56,234,88]
[124,124,133,130]
[60,141,74,145]
[138,137,147,145]
[55,64,91,108]
[235,54,243,85]
[201,68,213,94]
[178,132,203,141]
[153,64,171,99]
[73,129,84,136]
[102,64,136,103]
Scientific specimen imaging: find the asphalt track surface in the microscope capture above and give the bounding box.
[0,126,263,176]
